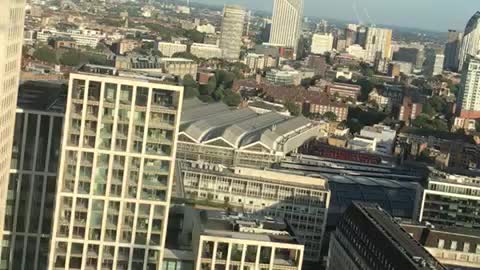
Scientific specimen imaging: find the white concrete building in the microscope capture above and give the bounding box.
[365,27,393,62]
[196,24,216,34]
[47,71,184,270]
[311,33,334,55]
[420,168,480,229]
[0,0,26,257]
[359,124,396,155]
[457,55,480,119]
[433,54,445,76]
[459,12,480,71]
[190,43,222,59]
[157,42,187,57]
[346,44,367,60]
[180,162,330,261]
[219,5,246,60]
[269,0,304,57]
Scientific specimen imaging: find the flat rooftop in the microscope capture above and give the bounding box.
[201,210,300,245]
[355,203,446,270]
[18,80,67,113]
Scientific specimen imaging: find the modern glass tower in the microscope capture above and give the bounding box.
[47,71,183,270]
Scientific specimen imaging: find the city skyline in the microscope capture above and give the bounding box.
[192,0,479,32]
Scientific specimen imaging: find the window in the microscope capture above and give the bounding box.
[464,242,470,253]
[438,239,444,249]
[451,241,457,251]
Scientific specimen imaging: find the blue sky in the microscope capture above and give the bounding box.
[192,0,479,32]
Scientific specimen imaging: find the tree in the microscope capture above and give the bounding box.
[323,112,337,122]
[172,51,198,61]
[33,46,57,64]
[200,76,217,96]
[284,101,301,116]
[185,29,205,43]
[59,50,87,66]
[422,102,435,116]
[356,78,375,101]
[212,85,225,101]
[182,74,199,99]
[223,91,241,107]
[199,95,214,103]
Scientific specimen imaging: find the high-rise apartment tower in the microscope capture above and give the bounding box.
[47,71,183,270]
[269,0,304,57]
[219,5,246,60]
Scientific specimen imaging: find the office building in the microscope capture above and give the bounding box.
[359,124,397,155]
[111,39,141,55]
[326,83,361,99]
[47,70,184,269]
[265,69,300,86]
[37,28,105,48]
[346,44,367,60]
[327,202,446,270]
[157,42,187,57]
[444,30,463,71]
[166,206,304,270]
[269,0,304,57]
[219,5,246,60]
[177,99,322,168]
[190,43,222,59]
[420,168,480,228]
[456,55,480,119]
[0,0,26,260]
[310,33,334,55]
[179,162,330,261]
[403,222,480,269]
[399,96,423,122]
[459,12,480,71]
[432,54,445,76]
[1,81,66,270]
[364,27,393,62]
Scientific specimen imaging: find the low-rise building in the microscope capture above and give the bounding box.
[177,99,323,168]
[166,206,305,270]
[359,124,397,155]
[402,223,480,269]
[399,96,423,122]
[369,88,392,112]
[327,82,361,99]
[190,43,222,59]
[265,69,301,86]
[114,56,198,78]
[420,168,480,228]
[111,39,141,55]
[157,41,187,57]
[345,44,367,60]
[48,36,77,49]
[179,162,330,262]
[37,28,105,48]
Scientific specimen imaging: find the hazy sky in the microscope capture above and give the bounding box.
[192,0,479,32]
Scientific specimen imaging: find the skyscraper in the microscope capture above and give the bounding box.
[219,5,246,60]
[364,27,393,63]
[1,81,66,270]
[459,12,480,71]
[444,30,463,71]
[47,70,183,269]
[0,0,26,256]
[269,0,303,57]
[456,55,480,119]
